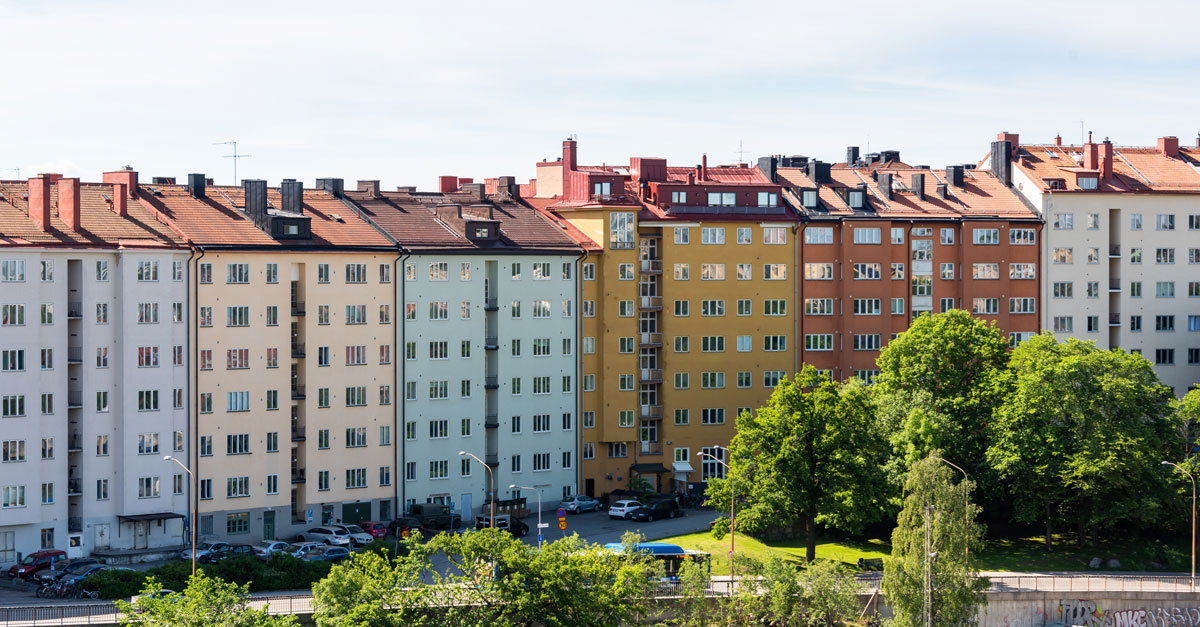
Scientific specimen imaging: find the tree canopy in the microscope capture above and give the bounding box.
[117,571,298,627]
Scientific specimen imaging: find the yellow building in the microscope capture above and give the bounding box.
[144,175,399,540]
[526,142,798,498]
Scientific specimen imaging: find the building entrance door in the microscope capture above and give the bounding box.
[94,524,110,549]
[133,522,149,549]
[263,511,275,541]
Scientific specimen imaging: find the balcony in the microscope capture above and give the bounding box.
[484,336,498,350]
[291,469,306,484]
[291,426,306,442]
[486,453,499,467]
[67,347,82,365]
[639,405,663,420]
[68,436,82,453]
[291,300,306,316]
[1109,278,1121,292]
[1109,313,1121,326]
[590,193,638,205]
[484,376,499,390]
[67,479,82,496]
[639,368,663,384]
[484,298,498,312]
[68,517,82,533]
[291,385,306,400]
[639,259,662,274]
[638,441,663,456]
[638,296,663,311]
[291,343,305,358]
[67,392,82,409]
[485,413,499,429]
[67,301,82,319]
[638,332,663,348]
[1109,244,1121,258]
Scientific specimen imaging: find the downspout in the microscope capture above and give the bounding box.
[793,222,802,375]
[575,247,587,495]
[191,246,205,542]
[397,251,411,513]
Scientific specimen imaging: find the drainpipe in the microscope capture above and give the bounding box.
[190,246,205,543]
[575,248,587,496]
[397,251,411,514]
[793,223,802,376]
[391,250,403,520]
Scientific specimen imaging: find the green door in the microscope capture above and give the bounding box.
[342,503,371,525]
[263,511,275,540]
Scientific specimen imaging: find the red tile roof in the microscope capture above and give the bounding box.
[0,180,185,248]
[664,166,772,185]
[1011,144,1200,193]
[522,196,601,252]
[138,184,393,248]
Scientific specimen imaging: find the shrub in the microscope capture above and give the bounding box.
[145,559,195,592]
[360,538,409,559]
[256,552,331,591]
[81,568,148,599]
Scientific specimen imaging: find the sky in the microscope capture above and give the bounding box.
[4,0,1200,189]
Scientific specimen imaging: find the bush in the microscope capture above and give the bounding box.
[81,568,148,599]
[256,552,331,591]
[360,538,409,559]
[145,559,194,592]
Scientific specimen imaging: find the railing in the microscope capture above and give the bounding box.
[639,441,663,455]
[486,453,499,467]
[640,259,662,274]
[68,435,82,452]
[67,347,82,364]
[291,426,306,441]
[639,332,663,347]
[1109,278,1121,291]
[590,193,637,205]
[291,343,305,358]
[484,376,499,389]
[484,413,499,429]
[484,336,498,349]
[290,300,305,316]
[1110,313,1121,326]
[291,385,306,400]
[484,298,498,312]
[0,602,120,624]
[638,296,663,310]
[639,405,663,419]
[1109,244,1121,257]
[67,479,81,496]
[67,392,82,409]
[639,368,663,383]
[68,516,82,533]
[291,469,306,484]
[67,301,83,319]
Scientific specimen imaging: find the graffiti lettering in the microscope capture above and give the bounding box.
[1047,602,1200,627]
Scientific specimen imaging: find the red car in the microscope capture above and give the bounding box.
[7,550,67,580]
[357,521,388,540]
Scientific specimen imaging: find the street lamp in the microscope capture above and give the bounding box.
[1163,460,1196,591]
[460,451,495,528]
[933,456,970,563]
[509,484,550,549]
[697,449,734,585]
[164,456,197,577]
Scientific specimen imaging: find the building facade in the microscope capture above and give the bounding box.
[987,133,1200,394]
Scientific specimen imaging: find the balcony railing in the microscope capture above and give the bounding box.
[486,453,499,467]
[67,479,82,496]
[291,426,306,442]
[1109,278,1121,292]
[639,259,662,274]
[639,441,663,456]
[638,296,663,311]
[68,517,82,533]
[638,333,663,348]
[67,392,82,409]
[291,469,306,484]
[485,413,499,429]
[67,301,82,319]
[639,405,663,420]
[1109,244,1121,257]
[484,298,498,312]
[484,376,499,390]
[68,436,82,452]
[291,300,306,316]
[484,336,498,350]
[67,347,82,364]
[291,343,305,358]
[1109,313,1121,326]
[639,368,663,384]
[590,193,638,205]
[291,385,306,400]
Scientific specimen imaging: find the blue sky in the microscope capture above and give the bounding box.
[4,0,1199,188]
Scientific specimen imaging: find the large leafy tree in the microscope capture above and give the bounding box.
[117,571,298,627]
[707,365,888,562]
[988,335,1178,546]
[882,455,988,627]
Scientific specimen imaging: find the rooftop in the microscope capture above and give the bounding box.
[0,177,185,248]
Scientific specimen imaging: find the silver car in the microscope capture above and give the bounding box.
[559,495,602,513]
[329,523,374,547]
[300,526,351,546]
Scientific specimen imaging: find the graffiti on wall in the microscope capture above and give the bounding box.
[1050,600,1200,627]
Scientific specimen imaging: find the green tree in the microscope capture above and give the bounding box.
[988,335,1178,546]
[882,455,988,627]
[116,571,298,627]
[707,366,888,563]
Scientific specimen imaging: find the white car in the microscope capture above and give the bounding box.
[329,523,374,547]
[179,541,228,561]
[607,500,643,520]
[300,526,352,546]
[252,541,291,560]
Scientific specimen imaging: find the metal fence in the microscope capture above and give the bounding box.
[0,602,117,626]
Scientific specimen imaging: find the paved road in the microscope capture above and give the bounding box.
[514,506,720,547]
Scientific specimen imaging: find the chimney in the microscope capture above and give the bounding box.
[990,140,1012,186]
[562,139,577,171]
[151,177,175,185]
[936,183,948,199]
[997,132,1020,158]
[187,173,206,198]
[462,183,486,201]
[438,176,458,193]
[356,180,380,197]
[463,204,494,220]
[1157,136,1179,159]
[756,156,778,183]
[244,179,267,220]
[435,204,462,223]
[1083,141,1099,171]
[1099,139,1113,179]
[27,176,52,231]
[846,146,860,166]
[877,172,892,200]
[912,173,925,201]
[1054,134,1063,147]
[687,171,695,185]
[316,178,343,198]
[947,165,965,187]
[497,176,517,198]
[805,160,830,185]
[56,178,81,232]
[110,183,128,217]
[103,168,138,199]
[701,154,708,181]
[281,179,304,214]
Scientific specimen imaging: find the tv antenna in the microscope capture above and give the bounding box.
[736,140,748,163]
[213,141,252,185]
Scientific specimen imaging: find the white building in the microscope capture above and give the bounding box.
[0,173,190,565]
[986,133,1200,394]
[346,180,582,519]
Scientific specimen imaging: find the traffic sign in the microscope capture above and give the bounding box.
[556,508,566,518]
[537,533,544,544]
[558,520,568,530]
[537,523,550,529]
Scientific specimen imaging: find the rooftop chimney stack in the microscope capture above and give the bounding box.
[316,178,344,198]
[56,177,81,232]
[756,156,778,183]
[1099,139,1114,179]
[997,132,1020,159]
[102,168,138,199]
[877,172,893,200]
[110,183,128,217]
[847,146,860,166]
[912,173,925,200]
[1083,141,1099,171]
[438,176,458,193]
[1054,134,1063,147]
[281,179,304,214]
[462,182,486,201]
[27,176,52,231]
[936,182,948,199]
[187,173,206,198]
[990,140,1012,186]
[1157,136,1180,159]
[701,154,708,181]
[497,176,517,198]
[244,179,267,222]
[562,138,577,171]
[356,180,380,198]
[947,165,965,187]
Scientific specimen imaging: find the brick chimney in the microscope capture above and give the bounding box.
[997,132,1020,158]
[1157,136,1179,159]
[102,168,138,199]
[1054,134,1063,147]
[356,180,380,197]
[27,176,52,231]
[438,176,458,193]
[1083,141,1099,171]
[110,183,128,217]
[1098,139,1114,180]
[562,139,577,172]
[57,178,81,232]
[701,154,708,181]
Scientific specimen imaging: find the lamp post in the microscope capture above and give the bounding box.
[1163,460,1196,591]
[509,484,549,549]
[933,456,970,563]
[697,449,733,588]
[164,456,197,577]
[460,451,494,528]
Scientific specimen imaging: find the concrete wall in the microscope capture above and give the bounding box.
[980,591,1200,627]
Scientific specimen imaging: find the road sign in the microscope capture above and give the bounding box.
[306,508,313,524]
[556,508,566,518]
[558,520,568,530]
[537,523,550,529]
[537,533,544,544]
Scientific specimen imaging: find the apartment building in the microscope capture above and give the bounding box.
[525,140,796,498]
[767,148,1042,379]
[0,173,190,564]
[984,132,1200,394]
[344,179,581,517]
[142,174,398,541]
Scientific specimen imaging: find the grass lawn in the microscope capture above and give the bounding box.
[658,530,1190,575]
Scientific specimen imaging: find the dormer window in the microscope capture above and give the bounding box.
[593,182,611,196]
[1078,176,1098,190]
[707,192,735,207]
[475,227,490,238]
[671,191,687,203]
[1044,179,1067,191]
[801,189,819,209]
[848,190,865,209]
[283,224,299,236]
[757,192,778,207]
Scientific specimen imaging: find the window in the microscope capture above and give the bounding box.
[346,386,368,407]
[1156,315,1176,332]
[763,264,786,280]
[197,262,212,284]
[226,477,250,498]
[138,477,160,499]
[1131,316,1143,332]
[701,336,725,352]
[763,299,786,316]
[852,263,881,280]
[806,227,833,244]
[701,409,725,426]
[2,486,25,508]
[1052,282,1074,298]
[429,381,449,400]
[733,263,751,280]
[225,263,249,284]
[1052,248,1073,264]
[805,334,834,351]
[972,263,999,280]
[972,228,999,244]
[1156,349,1176,365]
[138,390,160,411]
[1009,263,1035,280]
[853,228,881,244]
[39,303,52,325]
[700,299,725,317]
[1053,213,1074,229]
[137,303,159,324]
[137,347,160,369]
[891,298,906,315]
[763,335,787,351]
[532,299,551,318]
[1131,248,1143,264]
[853,298,881,315]
[1157,214,1176,231]
[700,263,725,280]
[763,226,786,244]
[95,260,108,281]
[316,263,331,283]
[700,227,726,245]
[618,300,634,317]
[937,228,954,245]
[39,260,52,281]
[804,263,834,280]
[891,263,905,279]
[2,440,25,462]
[1156,281,1176,298]
[1157,248,1176,264]
[1052,316,1074,333]
[940,263,955,279]
[700,372,725,389]
[1010,228,1036,245]
[971,298,999,314]
[609,212,635,249]
[891,227,905,244]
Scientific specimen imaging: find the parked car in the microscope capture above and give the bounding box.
[607,500,643,520]
[7,550,67,580]
[388,517,427,539]
[300,526,352,546]
[475,514,529,537]
[199,544,255,564]
[357,521,388,539]
[629,500,681,522]
[38,558,99,583]
[180,541,228,561]
[301,546,351,563]
[252,541,292,560]
[58,564,110,586]
[559,495,602,513]
[287,542,325,558]
[329,523,374,547]
[409,503,462,530]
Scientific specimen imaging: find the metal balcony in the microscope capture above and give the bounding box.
[639,405,663,420]
[67,347,82,365]
[1109,313,1121,326]
[1109,278,1121,292]
[484,336,498,350]
[638,333,663,348]
[68,436,82,453]
[291,426,306,442]
[291,469,306,484]
[638,296,663,311]
[639,259,662,274]
[67,479,82,496]
[485,453,499,467]
[485,413,499,429]
[638,441,663,456]
[291,343,305,358]
[291,300,306,316]
[68,517,82,533]
[67,392,82,409]
[291,385,306,400]
[639,368,663,384]
[1109,244,1121,258]
[67,301,82,319]
[484,376,499,390]
[484,298,498,312]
